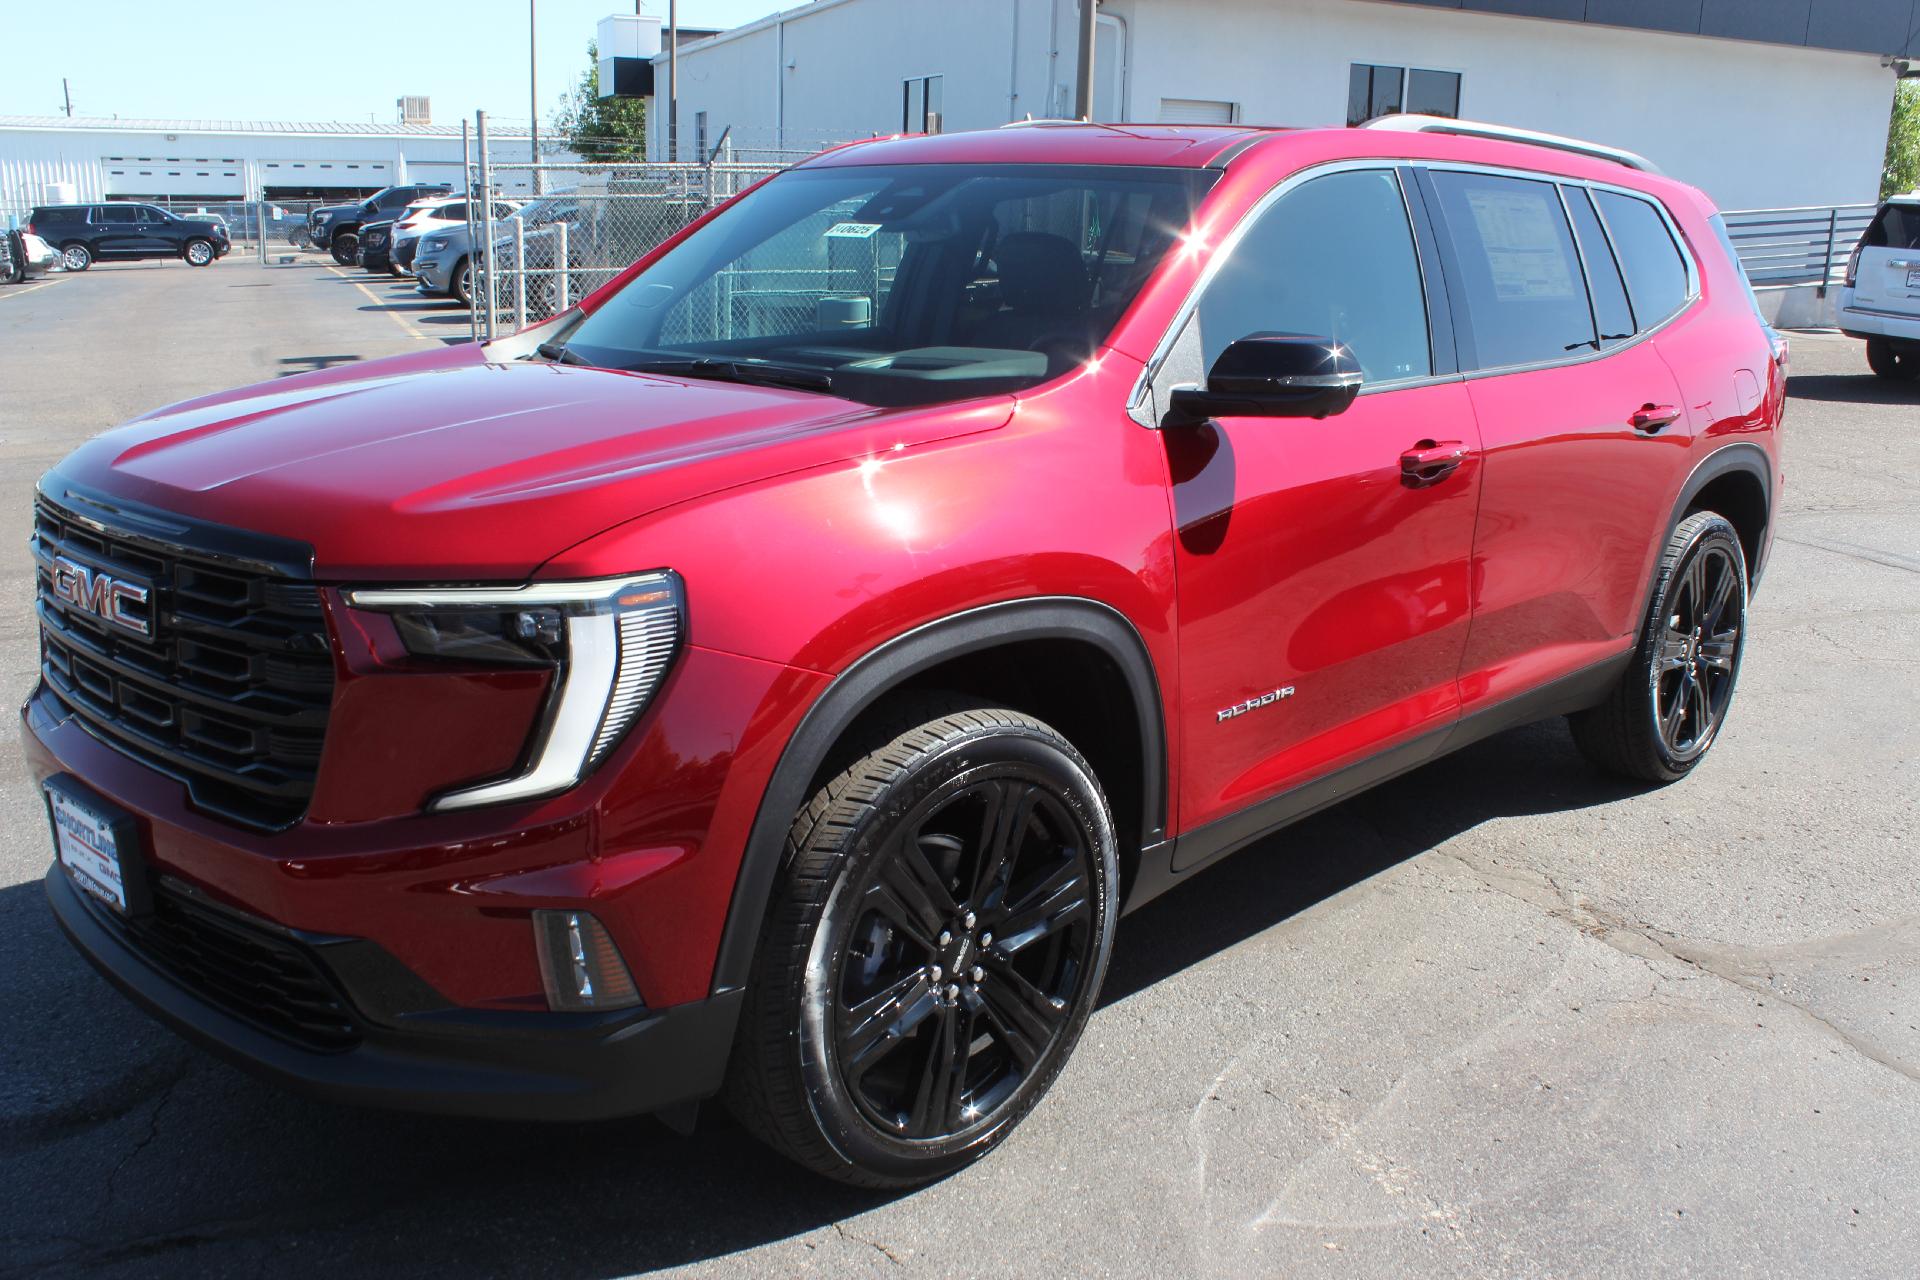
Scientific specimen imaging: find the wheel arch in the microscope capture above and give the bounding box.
[1672,443,1772,593]
[708,597,1168,995]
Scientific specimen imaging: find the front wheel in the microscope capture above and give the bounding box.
[183,238,214,266]
[60,242,92,272]
[726,704,1119,1187]
[330,233,358,265]
[1570,511,1749,782]
[451,257,472,306]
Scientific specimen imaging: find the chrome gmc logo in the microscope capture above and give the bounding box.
[50,556,152,638]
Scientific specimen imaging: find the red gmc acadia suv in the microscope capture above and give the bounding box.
[25,117,1783,1187]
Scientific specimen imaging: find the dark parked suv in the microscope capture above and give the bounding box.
[27,203,231,271]
[307,183,449,264]
[27,118,1782,1188]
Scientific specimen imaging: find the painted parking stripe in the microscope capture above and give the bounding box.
[325,265,439,341]
[0,279,64,302]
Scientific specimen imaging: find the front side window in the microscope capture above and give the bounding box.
[1195,168,1431,383]
[1430,170,1595,369]
[1595,190,1689,329]
[563,163,1215,407]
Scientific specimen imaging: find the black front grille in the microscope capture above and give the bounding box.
[34,493,335,830]
[95,877,361,1052]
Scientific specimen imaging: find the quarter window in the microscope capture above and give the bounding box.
[1197,169,1431,383]
[1564,187,1635,346]
[1429,170,1596,369]
[1594,191,1690,328]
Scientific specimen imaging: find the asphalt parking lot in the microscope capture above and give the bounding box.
[0,259,1916,1279]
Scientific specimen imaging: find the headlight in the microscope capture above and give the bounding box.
[343,573,683,811]
[423,235,451,251]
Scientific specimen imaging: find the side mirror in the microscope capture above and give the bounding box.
[1166,333,1363,425]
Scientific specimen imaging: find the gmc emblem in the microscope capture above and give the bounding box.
[50,555,152,638]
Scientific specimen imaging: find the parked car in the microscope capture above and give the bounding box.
[26,203,231,271]
[307,183,449,264]
[1,229,60,283]
[411,220,478,303]
[393,195,522,278]
[26,119,1783,1189]
[1838,191,1920,379]
[357,219,396,273]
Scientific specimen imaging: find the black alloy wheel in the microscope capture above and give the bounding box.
[1571,511,1749,782]
[728,703,1118,1187]
[330,233,358,266]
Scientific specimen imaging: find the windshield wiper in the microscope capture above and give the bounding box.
[535,341,591,366]
[626,357,835,393]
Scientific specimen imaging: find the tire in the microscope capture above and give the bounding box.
[330,233,358,266]
[452,258,472,306]
[0,235,21,285]
[1865,338,1919,380]
[725,702,1119,1188]
[60,242,92,272]
[183,238,214,267]
[1570,511,1749,783]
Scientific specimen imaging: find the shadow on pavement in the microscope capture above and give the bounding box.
[277,354,363,376]
[1786,371,1920,405]
[0,719,1646,1276]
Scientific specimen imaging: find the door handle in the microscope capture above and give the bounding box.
[1630,404,1682,433]
[1400,440,1467,488]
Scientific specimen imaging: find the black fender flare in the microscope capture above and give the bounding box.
[1637,442,1774,643]
[708,596,1168,994]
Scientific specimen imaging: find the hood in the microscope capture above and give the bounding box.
[50,358,1010,581]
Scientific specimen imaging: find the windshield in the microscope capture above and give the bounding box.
[561,163,1216,407]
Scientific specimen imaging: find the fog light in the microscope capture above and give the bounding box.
[533,910,642,1012]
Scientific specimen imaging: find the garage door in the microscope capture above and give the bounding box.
[1158,98,1237,125]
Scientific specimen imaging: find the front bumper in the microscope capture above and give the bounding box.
[414,249,455,293]
[47,865,741,1120]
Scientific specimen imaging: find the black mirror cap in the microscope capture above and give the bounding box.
[1165,333,1364,425]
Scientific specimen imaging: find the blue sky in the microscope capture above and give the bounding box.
[2,1,779,127]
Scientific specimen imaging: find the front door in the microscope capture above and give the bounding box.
[1159,167,1481,847]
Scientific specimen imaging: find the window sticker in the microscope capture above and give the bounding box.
[825,221,883,239]
[1464,188,1576,300]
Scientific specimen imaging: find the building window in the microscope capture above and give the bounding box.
[1347,64,1460,126]
[903,75,943,134]
[1159,98,1238,125]
[695,110,709,159]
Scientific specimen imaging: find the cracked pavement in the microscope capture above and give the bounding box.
[1,267,1916,1278]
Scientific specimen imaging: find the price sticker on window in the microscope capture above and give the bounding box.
[824,222,883,240]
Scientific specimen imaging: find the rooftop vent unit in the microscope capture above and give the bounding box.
[397,96,431,125]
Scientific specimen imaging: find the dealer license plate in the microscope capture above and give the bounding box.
[47,781,132,914]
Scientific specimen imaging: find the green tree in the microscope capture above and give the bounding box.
[552,41,648,162]
[1886,80,1919,199]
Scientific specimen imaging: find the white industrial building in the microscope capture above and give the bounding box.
[0,115,539,220]
[642,0,1920,211]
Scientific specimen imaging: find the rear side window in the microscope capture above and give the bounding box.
[93,205,139,225]
[1863,203,1920,249]
[1429,170,1594,369]
[1594,191,1689,328]
[1197,168,1432,383]
[438,203,469,221]
[1564,188,1635,346]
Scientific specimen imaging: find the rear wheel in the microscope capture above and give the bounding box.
[60,242,92,272]
[1865,338,1919,379]
[726,703,1118,1187]
[183,238,214,267]
[1570,511,1748,783]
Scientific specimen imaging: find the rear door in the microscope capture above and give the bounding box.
[1160,166,1482,847]
[1851,201,1920,317]
[1421,168,1694,710]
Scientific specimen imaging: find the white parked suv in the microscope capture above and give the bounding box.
[391,194,522,278]
[1838,193,1920,379]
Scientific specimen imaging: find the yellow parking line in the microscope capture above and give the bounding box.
[326,265,437,341]
[0,278,63,302]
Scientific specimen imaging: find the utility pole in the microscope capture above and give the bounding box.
[62,78,73,118]
[529,0,542,194]
[1073,0,1097,120]
[668,0,679,161]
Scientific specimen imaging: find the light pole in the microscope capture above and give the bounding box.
[669,0,679,161]
[529,0,542,194]
[1073,0,1097,121]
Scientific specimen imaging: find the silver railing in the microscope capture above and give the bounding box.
[1720,204,1878,295]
